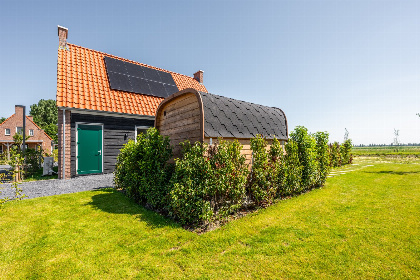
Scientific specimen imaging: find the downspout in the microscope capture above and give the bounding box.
[62,109,66,179]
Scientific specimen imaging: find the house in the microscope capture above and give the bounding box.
[56,26,208,179]
[155,88,288,163]
[0,105,53,160]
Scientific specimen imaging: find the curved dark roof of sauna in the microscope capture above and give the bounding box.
[156,88,288,140]
[200,91,288,140]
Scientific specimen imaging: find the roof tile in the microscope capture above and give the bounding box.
[200,92,288,140]
[57,44,207,116]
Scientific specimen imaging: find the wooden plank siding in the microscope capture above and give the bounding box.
[70,113,154,177]
[203,137,282,167]
[155,92,202,158]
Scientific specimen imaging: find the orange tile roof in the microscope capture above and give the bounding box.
[57,44,208,116]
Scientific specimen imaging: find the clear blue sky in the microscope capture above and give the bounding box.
[0,0,419,145]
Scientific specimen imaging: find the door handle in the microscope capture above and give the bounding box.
[98,150,101,156]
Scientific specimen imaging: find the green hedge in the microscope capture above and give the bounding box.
[114,128,173,210]
[114,126,352,227]
[170,139,248,225]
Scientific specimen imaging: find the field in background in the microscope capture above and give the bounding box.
[352,145,420,156]
[0,157,419,279]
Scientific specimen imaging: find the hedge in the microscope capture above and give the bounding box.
[114,127,352,227]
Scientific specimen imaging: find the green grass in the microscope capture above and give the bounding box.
[0,158,419,279]
[353,145,420,156]
[22,166,58,182]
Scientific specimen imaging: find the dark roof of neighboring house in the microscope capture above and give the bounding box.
[200,92,288,140]
[57,44,208,116]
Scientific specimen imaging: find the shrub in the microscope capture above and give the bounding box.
[248,135,277,206]
[314,132,330,187]
[289,126,318,190]
[114,128,173,210]
[207,139,248,218]
[329,142,342,167]
[170,140,248,226]
[24,148,44,175]
[169,141,211,225]
[341,139,353,164]
[282,140,302,195]
[269,137,286,196]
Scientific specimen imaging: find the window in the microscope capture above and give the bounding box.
[29,129,34,136]
[16,127,23,134]
[135,126,150,142]
[5,128,10,135]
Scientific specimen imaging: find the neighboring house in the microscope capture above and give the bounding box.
[56,26,208,179]
[0,105,53,159]
[155,88,288,164]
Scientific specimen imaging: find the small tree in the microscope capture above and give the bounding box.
[0,172,26,208]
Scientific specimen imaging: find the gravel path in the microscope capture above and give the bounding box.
[0,173,114,200]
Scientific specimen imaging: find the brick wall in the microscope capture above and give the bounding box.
[0,106,53,153]
[58,109,71,179]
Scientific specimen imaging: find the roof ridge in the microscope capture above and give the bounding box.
[0,114,15,125]
[203,91,282,111]
[66,43,198,81]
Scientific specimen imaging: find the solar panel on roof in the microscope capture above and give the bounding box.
[148,81,167,98]
[158,71,174,84]
[107,71,132,92]
[125,63,146,79]
[129,77,152,96]
[142,67,162,83]
[104,56,178,98]
[163,84,179,96]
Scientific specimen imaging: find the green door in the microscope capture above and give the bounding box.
[77,124,103,175]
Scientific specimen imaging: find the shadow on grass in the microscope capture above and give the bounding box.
[363,170,420,175]
[86,188,181,230]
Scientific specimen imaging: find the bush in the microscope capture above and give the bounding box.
[114,128,173,210]
[314,132,330,187]
[207,139,248,218]
[248,135,277,206]
[341,139,353,164]
[282,140,302,195]
[269,138,286,196]
[329,142,342,167]
[24,148,44,175]
[289,126,318,190]
[170,139,248,226]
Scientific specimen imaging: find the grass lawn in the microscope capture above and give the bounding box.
[0,157,419,279]
[352,145,420,156]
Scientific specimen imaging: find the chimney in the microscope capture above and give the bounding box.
[193,70,204,84]
[15,105,24,117]
[58,25,68,49]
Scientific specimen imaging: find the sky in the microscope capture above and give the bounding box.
[0,0,419,145]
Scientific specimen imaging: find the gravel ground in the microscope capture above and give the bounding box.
[0,173,114,200]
